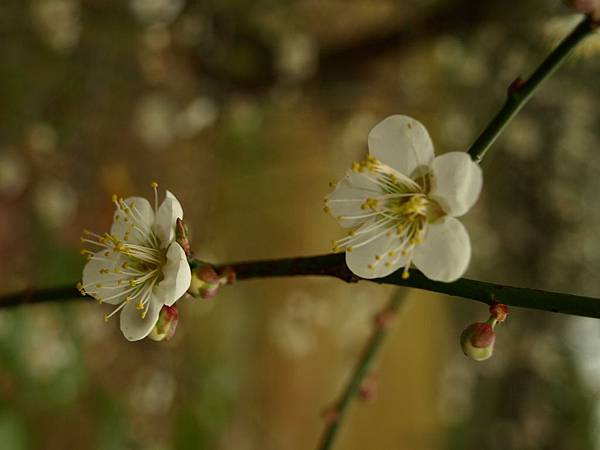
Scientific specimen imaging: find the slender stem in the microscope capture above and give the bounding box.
[317,290,406,450]
[7,253,600,319]
[468,15,597,163]
[216,254,600,318]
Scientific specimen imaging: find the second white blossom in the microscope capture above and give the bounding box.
[325,115,483,282]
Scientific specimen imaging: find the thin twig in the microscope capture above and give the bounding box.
[467,15,597,162]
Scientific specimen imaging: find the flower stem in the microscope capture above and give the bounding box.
[317,290,407,450]
[467,15,597,163]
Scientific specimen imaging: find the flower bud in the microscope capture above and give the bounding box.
[149,305,179,342]
[188,263,222,299]
[460,322,496,361]
[175,218,193,258]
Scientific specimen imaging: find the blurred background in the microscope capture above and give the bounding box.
[1,0,600,449]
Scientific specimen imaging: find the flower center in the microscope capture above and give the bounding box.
[329,158,444,278]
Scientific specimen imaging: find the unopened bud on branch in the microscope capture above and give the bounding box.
[149,305,179,342]
[460,322,495,361]
[188,263,235,299]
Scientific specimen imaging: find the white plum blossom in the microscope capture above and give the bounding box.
[325,115,483,282]
[80,184,191,341]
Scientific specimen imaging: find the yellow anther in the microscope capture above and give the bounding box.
[129,280,137,287]
[347,246,353,252]
[104,251,110,257]
[98,299,104,304]
[151,181,158,188]
[349,230,356,237]
[104,315,109,322]
[99,268,109,274]
[323,206,331,214]
[375,255,381,261]
[368,264,374,269]
[352,162,361,172]
[79,237,85,243]
[402,270,410,280]
[384,262,391,267]
[95,283,101,288]
[122,262,129,269]
[112,194,118,203]
[388,251,396,257]
[141,311,147,320]
[367,155,377,164]
[136,302,144,310]
[332,245,341,253]
[328,181,335,188]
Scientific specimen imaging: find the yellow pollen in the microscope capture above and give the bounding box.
[323,206,331,213]
[402,269,410,279]
[328,181,335,187]
[103,315,109,322]
[95,283,101,288]
[76,282,86,296]
[352,162,361,172]
[368,264,374,269]
[151,181,158,188]
[136,302,144,310]
[349,230,356,237]
[112,194,118,203]
[384,262,391,267]
[347,246,353,252]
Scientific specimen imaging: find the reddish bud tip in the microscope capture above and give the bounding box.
[321,405,340,425]
[358,373,379,403]
[375,309,396,329]
[460,322,496,361]
[508,77,525,95]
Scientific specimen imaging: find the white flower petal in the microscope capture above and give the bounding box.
[111,196,154,244]
[326,171,383,228]
[368,115,435,177]
[82,251,128,304]
[413,216,470,282]
[120,296,162,341]
[345,220,409,279]
[153,190,183,246]
[154,242,191,307]
[428,152,483,217]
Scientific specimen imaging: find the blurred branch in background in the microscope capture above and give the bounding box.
[316,289,408,450]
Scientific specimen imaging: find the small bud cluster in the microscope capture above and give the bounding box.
[460,302,509,361]
[188,263,235,299]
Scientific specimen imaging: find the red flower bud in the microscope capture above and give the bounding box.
[460,322,496,361]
